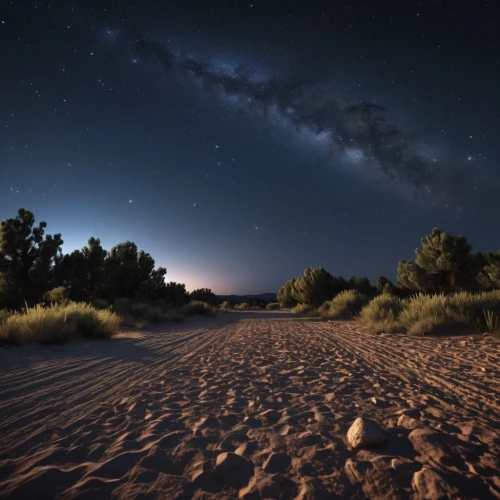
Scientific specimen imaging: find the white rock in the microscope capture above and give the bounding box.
[347,417,388,449]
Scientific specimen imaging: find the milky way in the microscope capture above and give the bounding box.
[131,36,475,206]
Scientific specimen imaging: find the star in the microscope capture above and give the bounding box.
[129,199,133,203]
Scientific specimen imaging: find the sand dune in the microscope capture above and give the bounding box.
[0,311,499,499]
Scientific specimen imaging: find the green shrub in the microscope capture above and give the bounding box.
[358,295,405,333]
[291,303,317,315]
[42,286,70,306]
[266,302,280,310]
[448,290,500,331]
[0,302,120,345]
[64,302,121,339]
[184,300,216,316]
[360,291,500,336]
[0,309,11,325]
[398,294,455,335]
[113,297,134,316]
[234,302,250,310]
[217,303,232,314]
[319,290,369,319]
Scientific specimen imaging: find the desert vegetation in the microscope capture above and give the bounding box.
[0,209,225,345]
[279,227,500,337]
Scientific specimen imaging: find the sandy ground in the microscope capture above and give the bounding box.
[0,310,499,499]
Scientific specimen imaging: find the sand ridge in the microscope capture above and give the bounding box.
[0,311,499,499]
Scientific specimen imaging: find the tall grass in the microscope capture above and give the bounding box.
[0,302,120,346]
[358,294,405,333]
[265,302,280,310]
[291,303,317,315]
[359,290,500,336]
[319,290,369,319]
[183,300,217,316]
[234,302,250,310]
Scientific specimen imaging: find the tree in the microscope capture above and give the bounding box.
[163,282,190,305]
[82,237,107,296]
[103,241,166,299]
[54,250,90,301]
[0,272,23,309]
[277,278,298,308]
[190,288,219,305]
[292,267,343,307]
[346,275,374,296]
[0,208,63,303]
[477,252,500,290]
[375,276,395,295]
[397,228,474,294]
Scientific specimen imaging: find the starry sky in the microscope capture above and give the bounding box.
[1,1,499,294]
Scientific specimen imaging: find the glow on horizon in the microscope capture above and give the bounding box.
[61,235,234,295]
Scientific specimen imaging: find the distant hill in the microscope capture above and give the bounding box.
[217,293,277,302]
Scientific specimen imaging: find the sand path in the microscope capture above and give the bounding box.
[0,311,499,499]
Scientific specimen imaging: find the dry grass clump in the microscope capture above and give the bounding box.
[42,287,70,306]
[0,302,120,346]
[64,302,121,339]
[113,298,185,326]
[291,303,317,315]
[183,300,217,316]
[319,290,369,319]
[265,302,280,310]
[217,302,232,314]
[234,302,250,310]
[397,294,454,336]
[358,294,405,333]
[358,290,500,336]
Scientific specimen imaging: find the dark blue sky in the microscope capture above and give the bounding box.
[1,1,499,294]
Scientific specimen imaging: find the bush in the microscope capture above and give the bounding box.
[0,302,120,345]
[319,290,370,319]
[266,302,280,310]
[448,290,500,332]
[0,309,12,325]
[42,286,70,305]
[357,291,500,336]
[291,303,317,315]
[92,298,110,310]
[234,302,250,310]
[398,294,456,336]
[358,295,405,333]
[113,298,186,325]
[183,300,216,316]
[64,302,121,339]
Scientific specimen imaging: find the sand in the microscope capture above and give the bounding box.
[0,310,499,499]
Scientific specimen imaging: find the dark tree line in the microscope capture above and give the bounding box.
[0,209,215,309]
[278,227,500,308]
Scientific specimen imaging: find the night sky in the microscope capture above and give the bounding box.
[1,1,499,294]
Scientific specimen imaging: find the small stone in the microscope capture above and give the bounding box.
[279,425,293,436]
[397,414,421,430]
[412,467,458,498]
[371,397,378,405]
[214,452,248,476]
[324,393,335,402]
[347,417,388,449]
[263,452,291,474]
